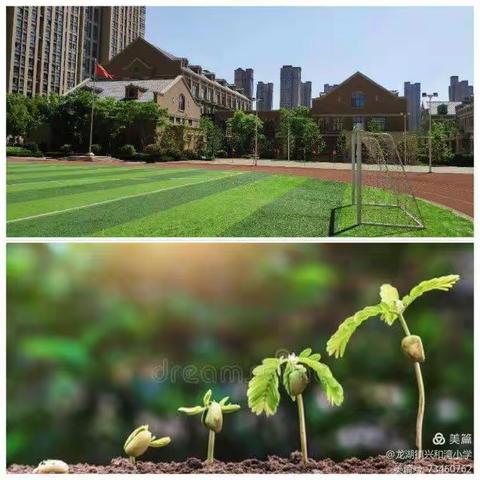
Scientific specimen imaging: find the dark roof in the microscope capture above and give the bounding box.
[315,71,403,101]
[84,78,179,101]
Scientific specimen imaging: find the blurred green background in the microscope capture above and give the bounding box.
[7,243,473,465]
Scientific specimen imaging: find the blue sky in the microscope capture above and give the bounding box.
[145,6,473,108]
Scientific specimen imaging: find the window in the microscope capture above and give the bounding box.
[332,117,344,132]
[351,91,366,108]
[317,118,328,132]
[125,85,138,99]
[353,116,364,130]
[178,94,186,111]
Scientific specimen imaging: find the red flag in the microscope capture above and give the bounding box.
[95,63,114,80]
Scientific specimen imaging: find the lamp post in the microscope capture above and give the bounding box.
[252,97,263,167]
[422,91,438,173]
[401,112,410,164]
[287,115,291,162]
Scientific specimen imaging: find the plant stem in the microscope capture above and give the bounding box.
[398,312,411,336]
[206,429,215,463]
[296,394,308,464]
[414,362,425,459]
[129,456,135,466]
[399,313,425,459]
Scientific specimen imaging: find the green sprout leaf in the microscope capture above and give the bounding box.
[149,436,171,448]
[221,403,241,413]
[177,406,205,416]
[203,389,212,406]
[179,389,240,429]
[298,348,312,358]
[247,357,283,416]
[326,305,383,358]
[380,284,400,304]
[298,355,344,406]
[402,275,460,308]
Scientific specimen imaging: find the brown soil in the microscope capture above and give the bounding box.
[7,453,473,474]
[8,158,473,218]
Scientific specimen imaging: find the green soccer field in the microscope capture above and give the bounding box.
[7,162,473,237]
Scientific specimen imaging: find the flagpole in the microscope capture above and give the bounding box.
[87,58,97,156]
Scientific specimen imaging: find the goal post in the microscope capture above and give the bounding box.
[349,129,425,230]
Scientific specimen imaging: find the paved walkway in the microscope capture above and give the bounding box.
[8,156,474,217]
[193,158,474,175]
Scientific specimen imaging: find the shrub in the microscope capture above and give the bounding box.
[181,149,199,160]
[449,153,473,167]
[216,149,227,158]
[158,155,175,162]
[23,142,39,153]
[91,144,102,155]
[60,144,73,156]
[143,143,163,156]
[7,146,43,157]
[117,144,136,158]
[165,147,181,160]
[45,152,65,158]
[133,153,150,162]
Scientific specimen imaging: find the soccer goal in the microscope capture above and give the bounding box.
[349,129,425,230]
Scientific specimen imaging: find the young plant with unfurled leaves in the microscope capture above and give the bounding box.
[178,389,240,463]
[123,425,171,465]
[247,348,343,464]
[326,274,460,458]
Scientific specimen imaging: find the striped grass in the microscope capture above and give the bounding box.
[7,162,473,238]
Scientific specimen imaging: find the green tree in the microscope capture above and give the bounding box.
[423,120,457,164]
[200,117,224,159]
[335,130,349,160]
[7,94,34,140]
[279,107,325,160]
[226,110,263,156]
[50,90,95,150]
[302,120,325,161]
[397,133,420,164]
[367,118,384,133]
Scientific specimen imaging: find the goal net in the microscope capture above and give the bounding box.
[345,129,425,230]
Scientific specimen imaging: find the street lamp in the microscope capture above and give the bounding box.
[422,91,438,173]
[252,97,263,167]
[401,112,410,164]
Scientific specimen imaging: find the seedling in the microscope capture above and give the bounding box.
[178,389,240,463]
[123,425,171,465]
[326,275,460,458]
[247,348,343,464]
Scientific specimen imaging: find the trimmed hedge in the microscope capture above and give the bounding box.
[448,153,473,167]
[7,146,44,158]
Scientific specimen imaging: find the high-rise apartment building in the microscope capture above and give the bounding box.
[6,6,145,96]
[321,83,338,95]
[280,65,301,108]
[449,76,473,102]
[234,68,254,99]
[255,81,273,111]
[404,81,421,131]
[300,81,312,107]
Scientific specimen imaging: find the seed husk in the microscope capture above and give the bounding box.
[401,335,425,363]
[33,459,69,474]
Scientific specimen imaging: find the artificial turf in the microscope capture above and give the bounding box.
[7,162,473,237]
